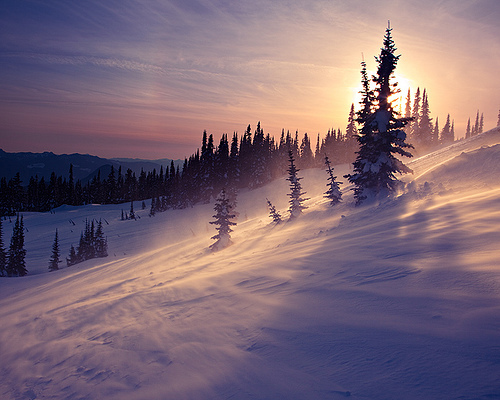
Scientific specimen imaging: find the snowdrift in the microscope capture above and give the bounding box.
[1,128,500,400]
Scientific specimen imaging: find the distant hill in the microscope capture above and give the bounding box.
[0,149,183,184]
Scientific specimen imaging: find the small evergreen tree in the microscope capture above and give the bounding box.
[77,219,94,261]
[479,113,484,134]
[440,114,453,145]
[404,88,411,119]
[324,156,342,205]
[48,229,61,271]
[286,150,308,219]
[472,110,480,136]
[266,198,282,224]
[497,109,500,127]
[209,189,236,251]
[129,201,135,220]
[433,117,439,145]
[94,219,108,258]
[417,89,433,148]
[66,244,78,267]
[465,118,471,139]
[409,87,420,143]
[6,214,27,277]
[0,218,6,276]
[149,198,156,216]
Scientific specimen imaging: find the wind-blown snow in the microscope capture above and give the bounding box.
[1,128,500,399]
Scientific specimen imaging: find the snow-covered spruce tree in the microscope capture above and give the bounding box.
[266,198,282,224]
[497,109,500,127]
[6,214,27,277]
[324,156,342,205]
[286,150,308,219]
[0,218,6,276]
[209,189,237,251]
[48,229,61,271]
[345,24,413,205]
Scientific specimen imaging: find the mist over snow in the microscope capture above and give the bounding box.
[2,127,500,399]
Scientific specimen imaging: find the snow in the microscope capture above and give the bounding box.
[2,128,500,399]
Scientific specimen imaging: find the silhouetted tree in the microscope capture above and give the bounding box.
[418,89,433,148]
[324,156,342,205]
[404,88,411,119]
[266,199,282,224]
[472,110,480,136]
[440,114,454,145]
[409,87,420,144]
[0,218,6,276]
[286,150,308,219]
[346,24,413,204]
[94,219,108,258]
[129,201,135,220]
[6,214,27,276]
[48,229,61,271]
[66,244,78,267]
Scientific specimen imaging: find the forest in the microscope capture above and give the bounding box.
[1,97,484,218]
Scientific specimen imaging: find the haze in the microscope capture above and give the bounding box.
[1,0,499,159]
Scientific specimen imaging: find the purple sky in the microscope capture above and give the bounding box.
[1,0,499,159]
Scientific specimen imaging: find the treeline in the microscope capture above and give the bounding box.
[1,121,358,216]
[404,88,486,154]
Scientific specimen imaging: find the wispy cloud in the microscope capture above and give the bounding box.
[1,0,499,158]
[4,52,165,74]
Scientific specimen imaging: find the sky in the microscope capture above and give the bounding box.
[1,0,499,160]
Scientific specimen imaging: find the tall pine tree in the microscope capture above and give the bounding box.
[346,24,413,204]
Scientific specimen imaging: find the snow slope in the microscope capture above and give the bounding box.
[1,127,500,400]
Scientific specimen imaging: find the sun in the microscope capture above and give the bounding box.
[390,73,412,114]
[349,72,413,115]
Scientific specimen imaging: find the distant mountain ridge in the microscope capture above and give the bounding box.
[0,149,182,184]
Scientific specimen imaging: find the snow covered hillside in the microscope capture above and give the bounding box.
[2,127,500,400]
